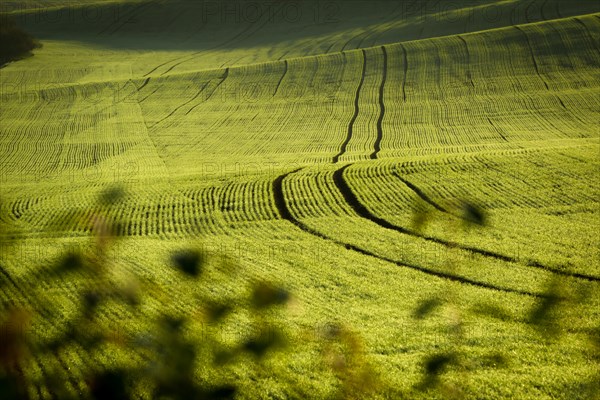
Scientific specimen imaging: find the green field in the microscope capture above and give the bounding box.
[1,0,600,398]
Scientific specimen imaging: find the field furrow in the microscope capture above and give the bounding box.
[2,3,600,398]
[273,170,546,297]
[332,50,366,163]
[369,46,387,160]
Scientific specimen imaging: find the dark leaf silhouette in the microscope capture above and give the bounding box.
[53,252,84,275]
[99,186,125,206]
[424,352,456,376]
[213,349,238,366]
[120,282,141,307]
[243,330,282,358]
[461,201,485,226]
[0,309,30,368]
[322,322,342,340]
[90,369,130,400]
[413,297,443,319]
[172,250,205,277]
[528,279,563,337]
[479,352,507,369]
[0,374,26,400]
[416,352,458,391]
[83,291,102,318]
[244,337,271,357]
[206,385,237,399]
[162,315,185,333]
[471,302,512,321]
[412,208,429,232]
[205,302,233,322]
[251,282,289,308]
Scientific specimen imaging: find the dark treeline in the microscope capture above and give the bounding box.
[0,16,40,66]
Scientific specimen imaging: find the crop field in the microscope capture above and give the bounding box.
[1,0,599,398]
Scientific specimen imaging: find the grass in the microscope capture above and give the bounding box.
[1,0,600,398]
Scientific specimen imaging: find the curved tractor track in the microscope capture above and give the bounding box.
[332,50,367,163]
[333,45,388,163]
[150,68,229,128]
[272,169,546,298]
[370,46,388,160]
[333,164,600,283]
[392,170,448,214]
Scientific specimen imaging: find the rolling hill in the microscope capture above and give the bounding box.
[1,0,599,398]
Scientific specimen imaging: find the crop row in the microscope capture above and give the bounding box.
[3,143,596,283]
[2,14,598,182]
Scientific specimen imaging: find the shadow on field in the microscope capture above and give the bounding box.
[0,186,383,399]
[6,0,599,54]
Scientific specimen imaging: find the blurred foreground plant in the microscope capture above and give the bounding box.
[0,187,293,399]
[412,200,503,398]
[410,197,599,398]
[320,323,380,399]
[2,185,598,399]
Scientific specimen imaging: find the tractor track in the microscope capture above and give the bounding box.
[150,79,214,128]
[540,0,548,21]
[457,35,475,89]
[574,17,600,54]
[272,169,544,297]
[182,79,218,116]
[392,170,448,213]
[514,25,590,128]
[273,60,288,97]
[333,164,600,283]
[523,0,537,24]
[137,77,151,92]
[359,1,407,48]
[332,50,367,163]
[143,2,287,78]
[97,0,154,35]
[486,117,509,143]
[150,67,229,125]
[199,68,229,103]
[514,25,550,90]
[370,46,388,160]
[400,43,408,102]
[139,86,160,103]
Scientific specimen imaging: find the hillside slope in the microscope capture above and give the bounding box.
[1,1,599,398]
